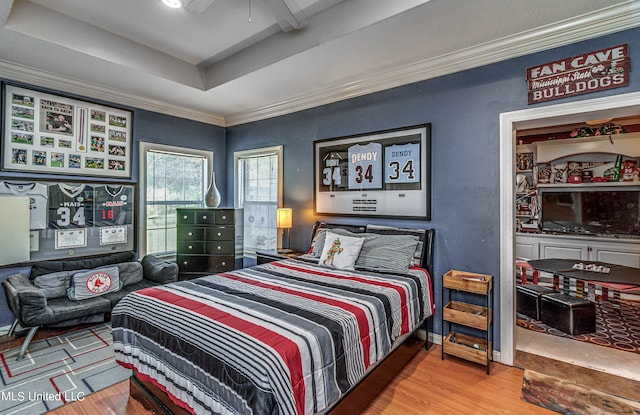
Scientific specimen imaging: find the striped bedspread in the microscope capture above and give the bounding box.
[112,259,433,415]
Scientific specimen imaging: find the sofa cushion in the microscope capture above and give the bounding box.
[142,255,178,283]
[37,296,112,326]
[33,270,72,299]
[32,261,143,299]
[30,251,136,279]
[103,279,159,307]
[67,266,121,300]
[118,262,144,286]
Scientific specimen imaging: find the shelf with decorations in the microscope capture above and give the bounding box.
[515,144,539,232]
[515,119,640,237]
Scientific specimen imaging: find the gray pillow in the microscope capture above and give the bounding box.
[366,225,426,268]
[118,261,144,286]
[34,270,72,299]
[67,266,121,300]
[355,234,419,274]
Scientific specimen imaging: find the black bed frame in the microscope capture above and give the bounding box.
[129,222,436,415]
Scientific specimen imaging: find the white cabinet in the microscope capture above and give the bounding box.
[515,235,539,260]
[539,240,589,260]
[591,244,640,268]
[516,233,640,267]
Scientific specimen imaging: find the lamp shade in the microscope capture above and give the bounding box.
[276,208,292,229]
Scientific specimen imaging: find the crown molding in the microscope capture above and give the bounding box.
[0,2,637,128]
[0,60,226,126]
[224,1,640,126]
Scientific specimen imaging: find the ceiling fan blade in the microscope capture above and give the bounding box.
[183,0,216,14]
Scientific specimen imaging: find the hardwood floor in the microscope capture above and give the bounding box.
[47,345,554,415]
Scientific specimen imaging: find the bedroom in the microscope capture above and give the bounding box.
[1,1,640,414]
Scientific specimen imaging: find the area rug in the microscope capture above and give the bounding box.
[0,323,130,414]
[522,370,640,415]
[517,298,640,355]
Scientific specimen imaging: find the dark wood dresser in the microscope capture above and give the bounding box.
[176,208,243,279]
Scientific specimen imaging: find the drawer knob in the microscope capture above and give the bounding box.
[217,232,222,236]
[203,215,207,219]
[222,215,227,220]
[188,245,193,249]
[221,261,226,266]
[183,215,187,219]
[188,232,193,236]
[183,261,188,265]
[217,246,222,250]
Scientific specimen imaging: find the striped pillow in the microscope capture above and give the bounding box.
[355,234,419,274]
[366,225,426,268]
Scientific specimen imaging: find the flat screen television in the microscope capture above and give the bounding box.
[540,188,640,238]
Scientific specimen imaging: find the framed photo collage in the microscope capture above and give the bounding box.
[2,83,132,178]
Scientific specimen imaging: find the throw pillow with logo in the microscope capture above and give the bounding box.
[67,266,121,300]
[318,231,365,270]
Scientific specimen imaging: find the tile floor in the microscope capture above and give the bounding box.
[516,327,640,402]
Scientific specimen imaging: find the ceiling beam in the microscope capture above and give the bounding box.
[262,0,308,31]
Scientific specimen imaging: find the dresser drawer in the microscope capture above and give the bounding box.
[205,241,235,255]
[177,241,205,254]
[177,210,196,224]
[215,210,235,225]
[177,255,234,273]
[206,226,235,241]
[177,227,205,241]
[195,210,217,225]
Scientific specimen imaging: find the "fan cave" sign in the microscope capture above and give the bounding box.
[526,43,630,104]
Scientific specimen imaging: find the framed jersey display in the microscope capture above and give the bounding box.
[0,179,135,261]
[1,83,132,178]
[314,124,431,218]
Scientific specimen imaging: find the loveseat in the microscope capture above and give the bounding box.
[2,251,178,360]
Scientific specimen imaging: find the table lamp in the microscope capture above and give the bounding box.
[276,207,293,252]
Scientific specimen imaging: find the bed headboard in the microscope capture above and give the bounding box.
[310,222,435,275]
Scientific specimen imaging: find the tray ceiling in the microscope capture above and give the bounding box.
[0,0,638,126]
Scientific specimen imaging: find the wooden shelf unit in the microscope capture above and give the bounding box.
[441,270,493,374]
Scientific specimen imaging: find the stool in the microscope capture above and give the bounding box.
[516,284,554,320]
[540,292,596,335]
[515,258,538,284]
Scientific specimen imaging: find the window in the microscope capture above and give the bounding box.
[234,146,283,256]
[140,142,213,257]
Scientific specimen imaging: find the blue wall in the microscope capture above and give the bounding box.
[226,28,640,348]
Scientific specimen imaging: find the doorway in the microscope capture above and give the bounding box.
[498,90,640,370]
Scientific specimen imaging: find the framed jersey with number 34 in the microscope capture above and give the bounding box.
[314,124,431,219]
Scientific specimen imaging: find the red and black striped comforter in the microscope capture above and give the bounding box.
[112,259,433,415]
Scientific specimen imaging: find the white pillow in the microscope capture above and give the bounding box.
[318,231,365,270]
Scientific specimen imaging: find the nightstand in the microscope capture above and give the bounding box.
[256,249,304,265]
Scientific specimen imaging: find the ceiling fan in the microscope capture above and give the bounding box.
[163,0,307,31]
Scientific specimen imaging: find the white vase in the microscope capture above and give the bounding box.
[205,171,221,207]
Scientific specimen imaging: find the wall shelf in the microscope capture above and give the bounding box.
[536,132,640,163]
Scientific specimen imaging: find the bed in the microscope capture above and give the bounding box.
[112,223,435,415]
